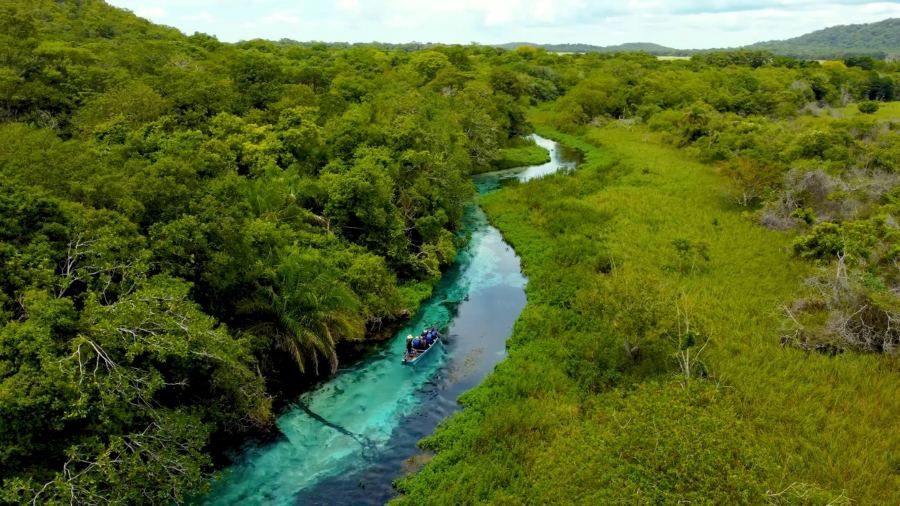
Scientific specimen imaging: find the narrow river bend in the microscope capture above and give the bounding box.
[200,135,581,505]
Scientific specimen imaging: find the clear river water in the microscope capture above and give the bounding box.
[199,134,580,505]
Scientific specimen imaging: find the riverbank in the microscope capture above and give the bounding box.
[470,136,551,175]
[394,120,900,504]
[488,144,550,171]
[197,135,581,505]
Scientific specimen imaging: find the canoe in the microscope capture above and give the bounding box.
[402,333,441,365]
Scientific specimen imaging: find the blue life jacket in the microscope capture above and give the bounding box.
[412,337,422,349]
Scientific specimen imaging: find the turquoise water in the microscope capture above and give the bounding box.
[199,135,579,505]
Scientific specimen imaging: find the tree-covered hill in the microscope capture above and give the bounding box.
[495,41,688,56]
[498,18,900,60]
[748,18,900,59]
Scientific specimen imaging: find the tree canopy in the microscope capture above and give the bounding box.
[0,0,538,502]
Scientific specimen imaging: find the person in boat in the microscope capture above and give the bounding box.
[412,335,427,351]
[406,335,414,354]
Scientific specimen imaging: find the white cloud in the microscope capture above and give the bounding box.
[106,0,900,47]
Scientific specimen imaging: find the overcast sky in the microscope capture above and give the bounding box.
[107,0,900,48]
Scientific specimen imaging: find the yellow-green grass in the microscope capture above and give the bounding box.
[832,100,900,121]
[395,116,900,504]
[554,123,900,503]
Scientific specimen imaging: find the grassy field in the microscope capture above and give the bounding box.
[395,117,900,504]
[831,100,900,121]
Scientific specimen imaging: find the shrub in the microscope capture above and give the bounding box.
[857,100,879,114]
[784,263,900,355]
[782,168,854,222]
[722,157,781,207]
[793,219,883,263]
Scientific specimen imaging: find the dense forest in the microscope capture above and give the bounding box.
[0,0,536,502]
[749,18,900,59]
[2,0,900,504]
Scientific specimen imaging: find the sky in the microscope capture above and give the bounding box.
[106,0,900,48]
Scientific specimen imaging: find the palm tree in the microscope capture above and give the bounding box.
[242,252,363,375]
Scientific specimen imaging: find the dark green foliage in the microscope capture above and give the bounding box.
[692,49,778,68]
[858,100,880,113]
[867,74,895,100]
[748,18,900,59]
[845,55,878,70]
[0,0,530,502]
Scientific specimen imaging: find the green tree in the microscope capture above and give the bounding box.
[231,49,284,109]
[409,51,451,82]
[243,251,364,374]
[858,100,880,113]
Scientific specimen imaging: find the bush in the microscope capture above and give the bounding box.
[722,157,781,207]
[792,218,886,263]
[857,101,879,114]
[784,266,900,355]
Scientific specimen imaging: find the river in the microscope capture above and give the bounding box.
[199,134,581,505]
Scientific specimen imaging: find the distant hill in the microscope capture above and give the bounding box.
[747,18,900,59]
[495,42,690,56]
[497,18,900,60]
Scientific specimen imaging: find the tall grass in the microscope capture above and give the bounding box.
[394,118,900,505]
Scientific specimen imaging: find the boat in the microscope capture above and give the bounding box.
[402,327,441,365]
